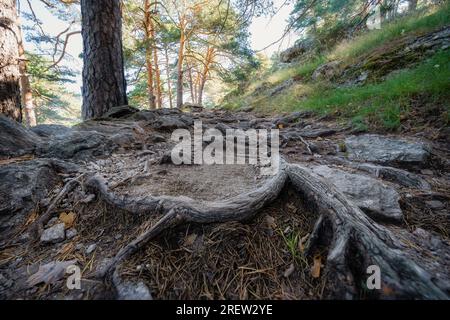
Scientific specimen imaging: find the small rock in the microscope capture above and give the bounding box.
[426,200,445,210]
[421,169,434,175]
[413,228,430,238]
[27,260,77,287]
[40,223,66,244]
[430,236,442,251]
[66,228,78,240]
[345,134,430,166]
[114,234,122,240]
[311,165,403,221]
[86,244,97,255]
[116,281,152,300]
[265,215,276,229]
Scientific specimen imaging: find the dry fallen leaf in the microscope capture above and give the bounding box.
[184,233,198,247]
[277,123,284,129]
[59,212,76,229]
[311,254,322,278]
[298,233,310,253]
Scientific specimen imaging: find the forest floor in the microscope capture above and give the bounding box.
[0,105,449,300]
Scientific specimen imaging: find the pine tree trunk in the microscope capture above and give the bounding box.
[153,48,162,108]
[144,0,155,109]
[164,45,173,109]
[176,23,185,109]
[80,0,128,119]
[197,47,214,106]
[187,63,196,103]
[152,2,162,109]
[17,16,36,127]
[0,0,22,122]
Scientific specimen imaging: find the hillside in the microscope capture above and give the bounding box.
[224,5,450,133]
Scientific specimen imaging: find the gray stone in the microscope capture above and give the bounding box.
[116,280,152,300]
[66,228,78,240]
[37,131,118,161]
[348,162,431,190]
[86,244,97,254]
[31,124,72,138]
[40,223,66,244]
[27,260,76,287]
[345,134,430,166]
[0,115,41,158]
[426,200,445,210]
[312,61,343,81]
[279,38,317,63]
[311,165,402,221]
[413,228,430,239]
[110,133,135,147]
[0,160,61,219]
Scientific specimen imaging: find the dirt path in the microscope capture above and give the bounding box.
[0,106,449,299]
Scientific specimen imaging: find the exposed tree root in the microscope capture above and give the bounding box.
[29,172,86,240]
[82,163,448,299]
[84,160,448,299]
[92,161,288,279]
[287,164,448,299]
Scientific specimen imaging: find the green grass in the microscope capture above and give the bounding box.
[223,4,450,130]
[330,4,450,61]
[294,49,450,130]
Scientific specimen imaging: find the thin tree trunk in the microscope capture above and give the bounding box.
[176,20,185,108]
[197,47,214,106]
[164,45,173,109]
[152,2,162,108]
[17,16,36,127]
[144,0,155,109]
[0,0,22,122]
[80,0,128,120]
[408,0,417,12]
[187,62,196,103]
[153,46,162,108]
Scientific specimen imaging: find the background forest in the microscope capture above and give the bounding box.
[9,0,450,130]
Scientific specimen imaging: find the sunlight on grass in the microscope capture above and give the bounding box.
[295,50,450,130]
[330,4,450,61]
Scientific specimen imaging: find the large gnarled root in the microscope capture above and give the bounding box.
[86,160,448,299]
[91,162,288,280]
[287,164,448,299]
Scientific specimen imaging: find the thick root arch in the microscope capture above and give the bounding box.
[85,162,449,299]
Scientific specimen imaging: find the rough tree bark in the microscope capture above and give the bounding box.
[176,18,186,108]
[151,2,162,109]
[198,47,215,106]
[164,44,173,108]
[80,0,128,120]
[17,15,36,127]
[144,0,156,109]
[0,0,22,122]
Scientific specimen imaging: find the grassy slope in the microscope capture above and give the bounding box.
[224,5,450,131]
